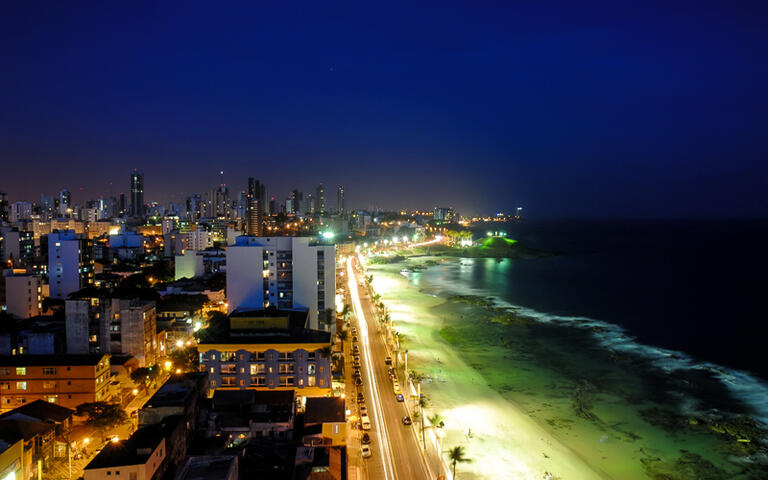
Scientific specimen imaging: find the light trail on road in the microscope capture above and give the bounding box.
[348,256,396,480]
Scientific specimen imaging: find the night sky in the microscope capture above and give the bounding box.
[1,1,766,218]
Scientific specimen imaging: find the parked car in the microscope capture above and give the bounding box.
[402,416,412,425]
[361,433,371,444]
[356,377,363,386]
[385,356,392,365]
[352,336,358,343]
[396,393,404,402]
[360,405,368,416]
[362,445,372,458]
[357,393,365,403]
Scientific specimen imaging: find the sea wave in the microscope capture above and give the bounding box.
[415,261,768,425]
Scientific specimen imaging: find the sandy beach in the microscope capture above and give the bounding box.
[367,255,768,480]
[370,258,608,480]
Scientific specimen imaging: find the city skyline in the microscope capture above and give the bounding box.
[2,2,766,219]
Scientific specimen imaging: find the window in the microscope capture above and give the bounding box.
[251,377,265,386]
[16,382,27,390]
[15,367,26,376]
[307,364,316,375]
[43,381,56,389]
[250,364,265,375]
[278,364,294,374]
[221,377,236,387]
[45,395,57,404]
[279,376,294,386]
[308,376,316,387]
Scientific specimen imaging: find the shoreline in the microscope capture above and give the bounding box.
[369,255,768,479]
[369,256,609,480]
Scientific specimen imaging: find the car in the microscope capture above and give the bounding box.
[359,405,368,416]
[396,393,404,402]
[353,361,361,369]
[352,336,358,343]
[402,416,412,425]
[355,378,363,386]
[357,393,365,403]
[354,371,361,378]
[361,432,371,444]
[351,328,357,335]
[385,356,392,365]
[361,445,372,458]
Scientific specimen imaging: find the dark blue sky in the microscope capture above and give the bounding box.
[1,1,766,218]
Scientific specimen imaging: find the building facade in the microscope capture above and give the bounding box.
[226,236,336,332]
[197,309,332,398]
[0,354,111,411]
[47,230,93,299]
[2,272,41,319]
[66,298,158,366]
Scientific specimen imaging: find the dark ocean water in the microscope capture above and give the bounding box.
[461,219,768,379]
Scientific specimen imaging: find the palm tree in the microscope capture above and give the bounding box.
[448,445,471,479]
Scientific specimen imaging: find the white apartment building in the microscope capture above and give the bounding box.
[187,229,212,251]
[226,236,336,332]
[47,230,93,299]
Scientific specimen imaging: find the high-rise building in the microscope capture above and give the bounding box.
[118,193,126,217]
[186,194,202,222]
[246,178,265,236]
[315,184,325,214]
[2,272,41,318]
[58,189,71,217]
[66,297,158,366]
[226,236,336,332]
[336,185,344,216]
[130,171,144,218]
[47,230,94,299]
[0,192,8,222]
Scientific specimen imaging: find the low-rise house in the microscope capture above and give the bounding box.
[0,400,74,458]
[83,422,167,480]
[0,418,55,477]
[0,436,23,480]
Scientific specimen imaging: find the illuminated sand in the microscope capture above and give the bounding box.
[371,261,607,480]
[368,257,766,480]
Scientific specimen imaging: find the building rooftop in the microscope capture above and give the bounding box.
[177,456,238,480]
[143,380,194,409]
[0,354,107,367]
[0,400,73,423]
[0,419,54,442]
[200,309,330,345]
[84,416,182,470]
[304,397,345,425]
[212,389,294,409]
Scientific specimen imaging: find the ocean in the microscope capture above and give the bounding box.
[464,219,768,378]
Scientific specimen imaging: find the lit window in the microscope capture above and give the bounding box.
[15,368,26,376]
[16,382,27,390]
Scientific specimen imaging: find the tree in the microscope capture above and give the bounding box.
[448,445,471,478]
[130,366,160,391]
[168,347,199,373]
[340,303,351,319]
[195,311,229,343]
[76,402,128,441]
[337,329,348,341]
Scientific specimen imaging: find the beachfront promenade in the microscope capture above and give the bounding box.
[347,256,449,480]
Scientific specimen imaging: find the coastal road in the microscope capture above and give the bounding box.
[347,257,436,480]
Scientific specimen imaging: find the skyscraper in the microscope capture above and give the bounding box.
[59,189,71,216]
[246,177,265,235]
[130,171,144,218]
[0,192,8,222]
[47,230,94,299]
[336,185,344,216]
[315,183,325,214]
